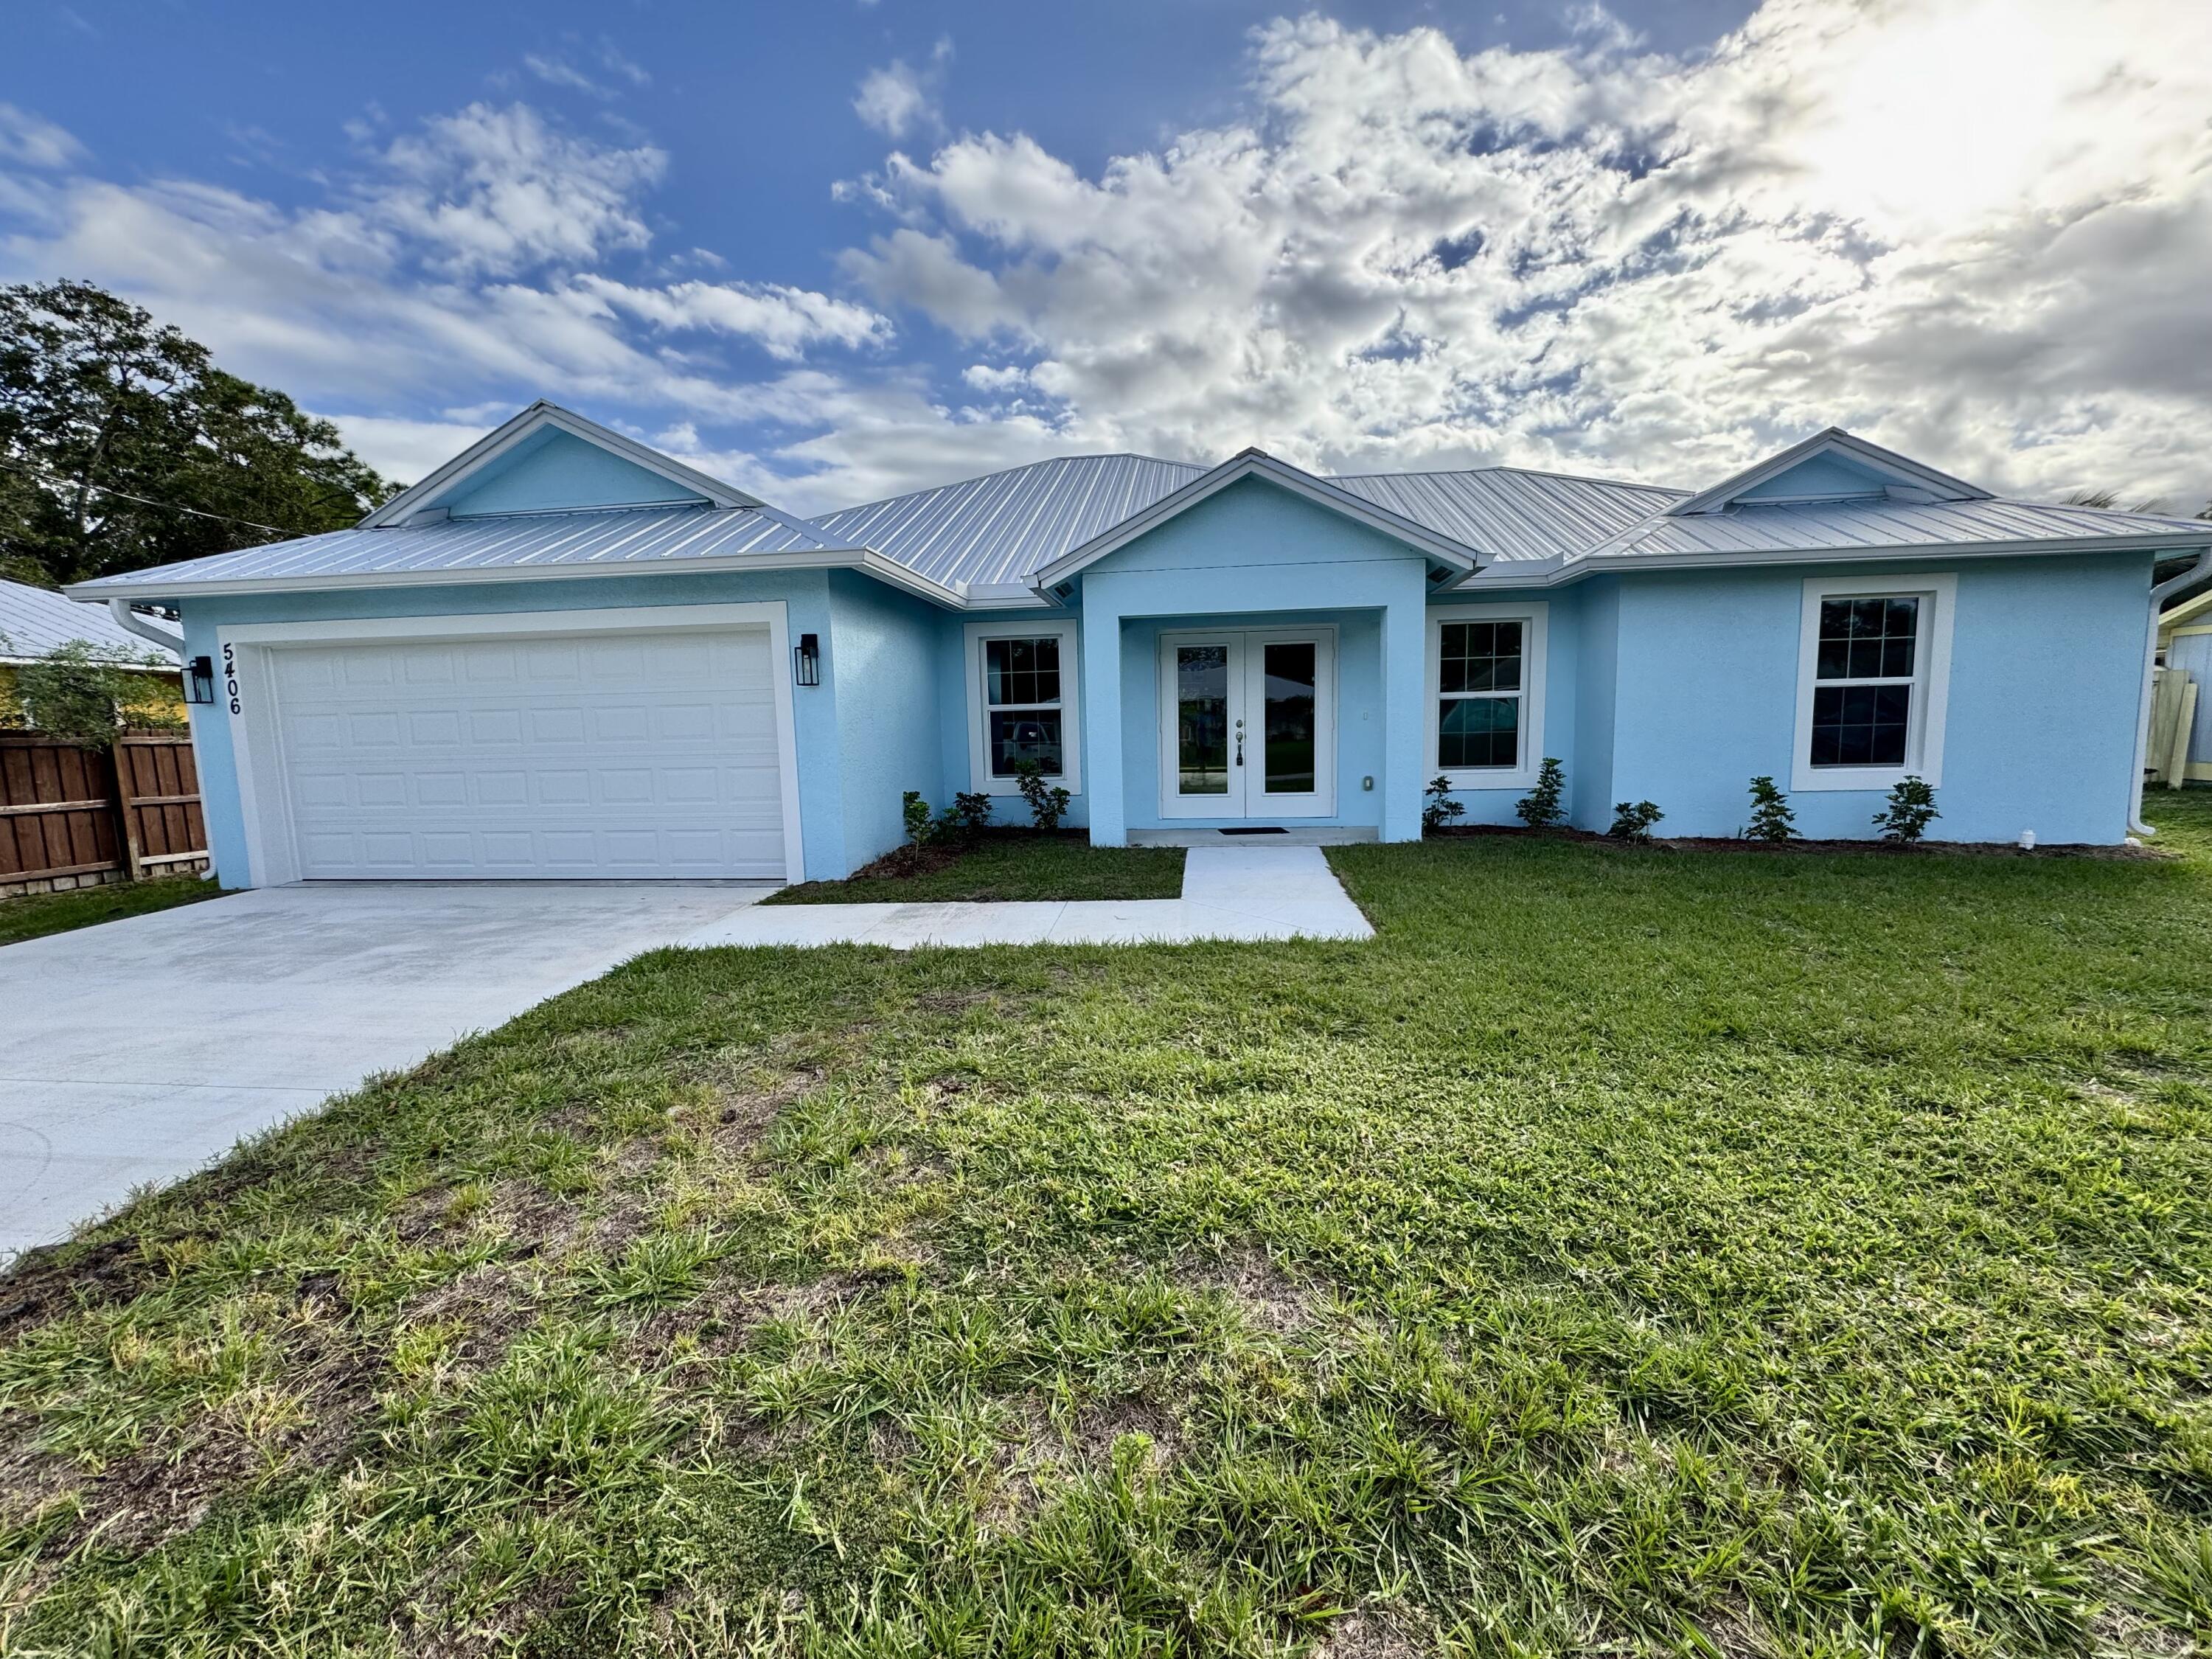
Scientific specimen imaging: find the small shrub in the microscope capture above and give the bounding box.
[902,790,933,849]
[1012,759,1071,832]
[1516,757,1567,829]
[1422,775,1465,832]
[1746,775,1796,841]
[1608,800,1664,842]
[944,791,993,839]
[1874,776,1939,843]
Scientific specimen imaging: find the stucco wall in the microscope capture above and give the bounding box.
[827,570,945,869]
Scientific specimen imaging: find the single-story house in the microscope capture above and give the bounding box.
[1,575,183,720]
[66,402,2212,886]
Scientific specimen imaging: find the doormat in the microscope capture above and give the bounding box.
[1218,826,1288,835]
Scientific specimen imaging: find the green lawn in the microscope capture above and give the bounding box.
[5,801,2212,1655]
[765,830,1185,904]
[0,874,223,947]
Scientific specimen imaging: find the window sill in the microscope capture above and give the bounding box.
[1791,763,1938,793]
[1438,765,1538,793]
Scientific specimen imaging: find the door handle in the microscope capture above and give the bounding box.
[1234,717,1244,766]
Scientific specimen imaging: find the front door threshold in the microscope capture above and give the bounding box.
[1127,827,1380,848]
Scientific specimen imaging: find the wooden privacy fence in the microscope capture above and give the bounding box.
[2149,666,2200,790]
[0,730,206,894]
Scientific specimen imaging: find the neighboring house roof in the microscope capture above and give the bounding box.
[59,403,2212,611]
[0,577,178,667]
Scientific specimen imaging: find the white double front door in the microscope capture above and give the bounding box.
[1157,627,1336,819]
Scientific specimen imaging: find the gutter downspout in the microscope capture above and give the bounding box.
[105,599,184,655]
[2129,546,2212,836]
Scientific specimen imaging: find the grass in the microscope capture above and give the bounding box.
[0,875,223,947]
[765,830,1185,904]
[4,799,2212,1655]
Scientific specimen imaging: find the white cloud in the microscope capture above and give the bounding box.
[854,39,953,140]
[0,105,86,170]
[321,413,494,488]
[963,364,1029,393]
[841,0,2212,505]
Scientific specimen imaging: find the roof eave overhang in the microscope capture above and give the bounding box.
[1026,451,1481,597]
[64,546,967,611]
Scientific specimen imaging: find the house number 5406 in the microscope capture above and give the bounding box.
[223,643,241,714]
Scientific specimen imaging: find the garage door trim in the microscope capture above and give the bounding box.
[218,602,807,887]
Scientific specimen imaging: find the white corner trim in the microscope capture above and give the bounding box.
[1790,572,1955,793]
[1426,600,1549,791]
[963,618,1082,797]
[218,601,807,887]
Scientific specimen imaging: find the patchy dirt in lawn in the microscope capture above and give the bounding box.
[0,1236,157,1341]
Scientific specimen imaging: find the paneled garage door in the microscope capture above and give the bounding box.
[269,627,788,880]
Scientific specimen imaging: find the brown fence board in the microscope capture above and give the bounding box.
[0,731,204,886]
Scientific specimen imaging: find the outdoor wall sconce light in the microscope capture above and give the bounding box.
[183,655,217,705]
[793,633,821,687]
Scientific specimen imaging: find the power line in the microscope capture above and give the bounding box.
[0,455,307,538]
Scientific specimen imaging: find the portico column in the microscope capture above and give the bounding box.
[1381,582,1427,842]
[1082,599,1127,845]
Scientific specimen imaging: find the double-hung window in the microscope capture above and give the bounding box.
[1428,603,1546,788]
[1792,575,1952,790]
[966,621,1081,795]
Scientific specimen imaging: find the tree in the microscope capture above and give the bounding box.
[0,280,397,588]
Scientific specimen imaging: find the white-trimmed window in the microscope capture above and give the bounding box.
[1427,602,1546,789]
[964,619,1082,796]
[1791,573,1953,792]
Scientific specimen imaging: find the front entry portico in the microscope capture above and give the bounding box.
[1157,627,1337,819]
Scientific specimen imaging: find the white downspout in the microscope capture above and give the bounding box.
[106,599,185,656]
[2131,546,2212,836]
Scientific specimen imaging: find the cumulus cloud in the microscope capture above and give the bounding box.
[841,0,2212,505]
[854,39,953,140]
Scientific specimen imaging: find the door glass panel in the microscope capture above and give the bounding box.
[1262,641,1317,795]
[1175,645,1230,794]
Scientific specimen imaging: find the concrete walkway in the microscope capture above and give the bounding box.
[0,883,774,1255]
[681,844,1374,949]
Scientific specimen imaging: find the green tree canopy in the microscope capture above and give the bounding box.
[0,280,397,588]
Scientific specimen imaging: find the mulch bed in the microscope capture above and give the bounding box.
[1427,824,2166,860]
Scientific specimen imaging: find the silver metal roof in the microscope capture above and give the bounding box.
[1332,467,1683,563]
[814,453,1207,591]
[1582,495,2212,561]
[71,505,840,595]
[0,577,176,664]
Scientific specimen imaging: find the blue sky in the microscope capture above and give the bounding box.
[4,0,2208,515]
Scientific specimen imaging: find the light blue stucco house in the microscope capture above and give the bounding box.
[68,403,2212,886]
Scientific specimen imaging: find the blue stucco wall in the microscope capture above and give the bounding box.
[826,570,946,867]
[437,429,706,517]
[1590,553,2152,842]
[929,608,1093,830]
[176,568,854,887]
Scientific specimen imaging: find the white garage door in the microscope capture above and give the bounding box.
[269,627,789,880]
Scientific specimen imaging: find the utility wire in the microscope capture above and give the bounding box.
[0,455,307,538]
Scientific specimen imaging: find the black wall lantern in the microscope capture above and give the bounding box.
[793,633,821,687]
[183,655,217,706]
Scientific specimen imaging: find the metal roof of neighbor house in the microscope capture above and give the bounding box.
[0,577,178,665]
[69,506,849,598]
[814,453,1208,591]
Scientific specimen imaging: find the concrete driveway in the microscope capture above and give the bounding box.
[0,883,772,1256]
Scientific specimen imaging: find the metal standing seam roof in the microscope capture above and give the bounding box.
[0,577,177,664]
[812,453,1208,591]
[1329,467,1686,563]
[1581,495,2212,560]
[69,505,844,594]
